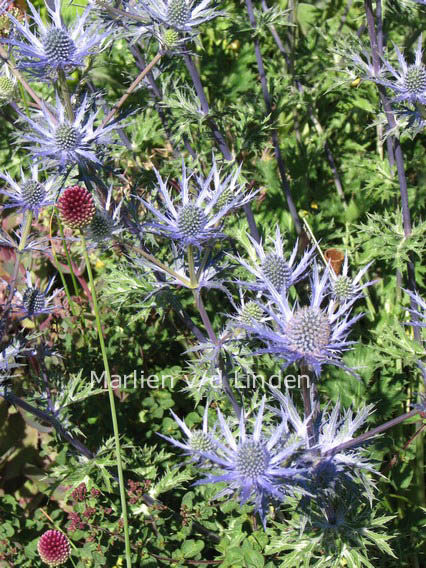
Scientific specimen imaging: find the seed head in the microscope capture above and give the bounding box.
[89,210,112,241]
[286,307,331,356]
[37,529,71,566]
[43,28,76,66]
[22,288,45,315]
[236,440,268,480]
[190,430,215,453]
[177,203,207,239]
[333,275,354,302]
[215,187,234,210]
[162,28,180,49]
[261,254,291,292]
[404,65,426,95]
[55,123,80,151]
[0,76,17,104]
[58,185,95,229]
[240,301,263,325]
[167,0,190,27]
[21,180,46,209]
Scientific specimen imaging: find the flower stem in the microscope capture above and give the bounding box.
[101,52,163,129]
[58,219,79,297]
[183,53,260,243]
[245,0,301,234]
[324,408,420,457]
[187,245,198,289]
[124,241,192,288]
[2,210,33,322]
[57,69,74,122]
[81,235,132,568]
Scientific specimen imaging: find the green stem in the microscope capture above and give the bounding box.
[125,242,192,288]
[101,51,163,129]
[58,219,79,296]
[57,69,74,122]
[3,211,33,318]
[81,236,132,568]
[187,245,198,288]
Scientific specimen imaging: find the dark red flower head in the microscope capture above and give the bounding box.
[58,185,95,229]
[38,529,71,566]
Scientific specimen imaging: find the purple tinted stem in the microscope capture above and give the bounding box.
[245,0,301,234]
[324,408,419,457]
[364,0,419,338]
[183,53,260,243]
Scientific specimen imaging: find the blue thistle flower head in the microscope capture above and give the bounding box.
[191,399,305,525]
[0,340,24,383]
[0,165,58,217]
[243,264,363,377]
[86,185,124,246]
[158,405,216,463]
[17,93,120,171]
[140,158,258,247]
[378,36,426,104]
[0,217,51,253]
[235,225,315,295]
[404,289,426,329]
[15,271,60,318]
[272,391,378,499]
[135,0,222,33]
[329,253,376,305]
[2,0,109,78]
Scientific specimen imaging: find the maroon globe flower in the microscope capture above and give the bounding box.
[37,530,71,566]
[58,185,95,229]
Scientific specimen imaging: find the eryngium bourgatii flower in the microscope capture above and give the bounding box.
[3,0,108,77]
[17,93,120,170]
[191,398,305,525]
[243,264,363,377]
[329,253,375,304]
[0,165,58,216]
[135,0,222,33]
[235,225,315,295]
[86,185,123,244]
[139,158,258,247]
[15,271,59,318]
[273,390,378,497]
[37,529,71,566]
[377,36,426,104]
[58,185,95,229]
[158,405,216,463]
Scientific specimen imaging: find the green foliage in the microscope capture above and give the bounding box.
[0,0,425,567]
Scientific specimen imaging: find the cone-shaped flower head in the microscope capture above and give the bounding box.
[189,399,305,525]
[140,158,258,247]
[37,529,71,566]
[377,36,426,104]
[158,405,216,463]
[15,271,59,318]
[3,0,108,78]
[0,65,17,105]
[243,264,363,377]
[329,254,375,305]
[136,0,221,33]
[16,93,121,170]
[235,225,315,295]
[0,165,58,216]
[58,185,95,229]
[240,300,264,326]
[85,185,123,244]
[167,0,190,27]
